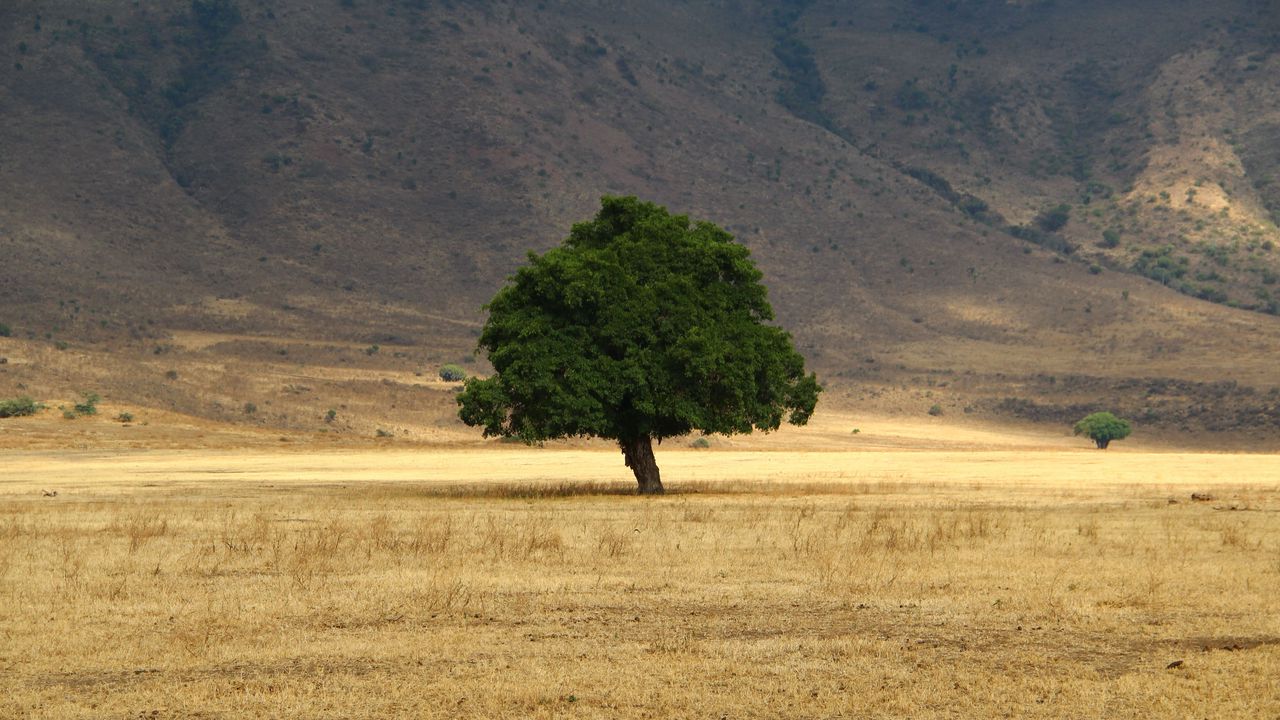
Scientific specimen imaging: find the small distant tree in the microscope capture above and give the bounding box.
[1073,411,1132,449]
[458,196,820,494]
[439,364,467,382]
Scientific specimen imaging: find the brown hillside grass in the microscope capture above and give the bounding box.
[2,444,1277,718]
[4,0,1280,442]
[4,0,1279,400]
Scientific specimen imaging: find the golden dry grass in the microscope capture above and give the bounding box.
[2,446,1279,718]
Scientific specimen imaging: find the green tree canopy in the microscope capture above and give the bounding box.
[457,196,820,493]
[1073,411,1132,449]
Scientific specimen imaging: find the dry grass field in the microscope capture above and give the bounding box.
[2,422,1278,719]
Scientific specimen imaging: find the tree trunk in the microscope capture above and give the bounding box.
[620,436,664,495]
[1095,438,1110,449]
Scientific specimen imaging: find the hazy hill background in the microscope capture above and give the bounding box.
[2,0,1280,443]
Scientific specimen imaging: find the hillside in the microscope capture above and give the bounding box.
[2,0,1280,443]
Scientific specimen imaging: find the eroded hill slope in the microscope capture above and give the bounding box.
[1,0,1279,440]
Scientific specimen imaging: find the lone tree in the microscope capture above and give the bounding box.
[1073,411,1132,449]
[457,196,821,494]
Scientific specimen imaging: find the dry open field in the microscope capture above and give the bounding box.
[2,417,1278,718]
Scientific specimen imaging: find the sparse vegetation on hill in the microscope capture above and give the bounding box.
[59,392,101,420]
[74,392,100,416]
[771,1,831,131]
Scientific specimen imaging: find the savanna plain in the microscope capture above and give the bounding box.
[2,416,1278,719]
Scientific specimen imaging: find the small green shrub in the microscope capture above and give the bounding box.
[116,412,134,423]
[1132,246,1189,285]
[0,396,39,418]
[73,392,100,416]
[365,345,380,356]
[439,364,467,382]
[325,408,337,423]
[0,322,11,337]
[1008,224,1075,254]
[689,437,710,449]
[928,404,943,416]
[243,402,257,415]
[375,428,393,438]
[894,79,931,111]
[1034,204,1071,233]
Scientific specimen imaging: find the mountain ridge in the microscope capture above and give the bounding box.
[2,0,1280,441]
